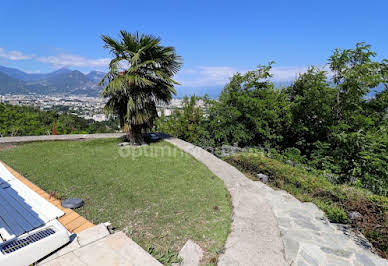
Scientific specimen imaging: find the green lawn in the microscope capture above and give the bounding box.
[0,139,231,265]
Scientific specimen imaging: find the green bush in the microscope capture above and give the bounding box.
[314,201,348,223]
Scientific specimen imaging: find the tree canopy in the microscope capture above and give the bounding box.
[100,31,182,144]
[155,43,388,196]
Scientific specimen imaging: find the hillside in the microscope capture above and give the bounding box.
[0,65,105,96]
[0,103,114,137]
[0,72,29,94]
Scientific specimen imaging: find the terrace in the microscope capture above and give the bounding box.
[0,134,386,265]
[0,135,231,265]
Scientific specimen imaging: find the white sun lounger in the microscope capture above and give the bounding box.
[0,162,70,266]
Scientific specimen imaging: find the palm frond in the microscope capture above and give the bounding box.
[100,31,182,132]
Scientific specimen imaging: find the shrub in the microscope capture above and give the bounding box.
[314,201,348,223]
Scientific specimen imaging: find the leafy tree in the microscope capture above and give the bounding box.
[329,43,387,126]
[206,63,291,147]
[367,86,388,124]
[155,96,208,145]
[154,43,388,195]
[285,67,336,152]
[100,31,182,144]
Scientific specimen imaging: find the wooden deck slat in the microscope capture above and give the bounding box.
[66,216,86,231]
[48,199,62,206]
[58,212,80,225]
[72,222,94,233]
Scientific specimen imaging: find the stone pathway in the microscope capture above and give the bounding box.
[166,138,286,266]
[166,138,388,266]
[39,224,161,266]
[257,184,387,266]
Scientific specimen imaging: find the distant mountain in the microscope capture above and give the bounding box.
[86,71,105,82]
[0,65,73,81]
[0,72,29,94]
[0,65,36,81]
[0,66,105,96]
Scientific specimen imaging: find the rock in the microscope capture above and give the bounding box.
[118,142,130,147]
[354,253,376,266]
[299,244,327,266]
[347,211,362,220]
[320,247,352,258]
[334,224,375,251]
[178,240,203,266]
[294,218,320,231]
[287,160,295,167]
[219,144,243,157]
[283,237,300,264]
[61,198,84,209]
[256,173,268,183]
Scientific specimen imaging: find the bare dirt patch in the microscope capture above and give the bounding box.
[0,143,17,151]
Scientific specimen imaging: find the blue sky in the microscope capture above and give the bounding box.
[1,0,387,96]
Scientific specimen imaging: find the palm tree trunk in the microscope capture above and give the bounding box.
[127,125,145,145]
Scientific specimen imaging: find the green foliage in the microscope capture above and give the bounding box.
[206,63,291,147]
[155,43,388,196]
[155,96,204,142]
[314,201,348,223]
[329,43,386,124]
[0,103,113,136]
[285,67,336,152]
[146,247,182,266]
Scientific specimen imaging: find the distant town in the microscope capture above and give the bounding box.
[0,94,194,122]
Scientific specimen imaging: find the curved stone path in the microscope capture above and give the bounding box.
[166,138,286,265]
[166,138,388,266]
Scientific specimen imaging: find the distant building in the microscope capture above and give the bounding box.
[9,100,19,105]
[92,114,107,122]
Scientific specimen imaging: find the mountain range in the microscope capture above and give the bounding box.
[0,65,105,96]
[2,65,384,99]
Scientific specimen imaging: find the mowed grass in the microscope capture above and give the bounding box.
[0,139,231,264]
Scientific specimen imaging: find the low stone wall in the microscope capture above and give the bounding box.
[0,133,126,143]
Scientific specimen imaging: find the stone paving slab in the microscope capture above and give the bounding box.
[39,224,161,266]
[256,183,388,266]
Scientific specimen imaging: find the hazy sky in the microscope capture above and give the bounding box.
[1,0,387,94]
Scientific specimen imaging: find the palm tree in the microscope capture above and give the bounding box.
[100,31,182,144]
